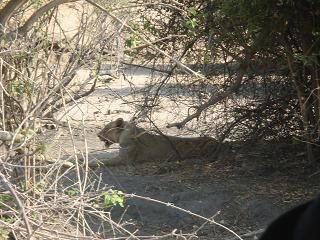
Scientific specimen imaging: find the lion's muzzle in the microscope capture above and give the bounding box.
[97,132,113,148]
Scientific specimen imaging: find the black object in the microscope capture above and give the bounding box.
[260,196,320,240]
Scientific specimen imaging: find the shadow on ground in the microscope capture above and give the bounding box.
[73,141,320,239]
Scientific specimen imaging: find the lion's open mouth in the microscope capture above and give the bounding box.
[97,134,113,148]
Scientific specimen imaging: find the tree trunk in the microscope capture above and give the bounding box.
[287,56,315,163]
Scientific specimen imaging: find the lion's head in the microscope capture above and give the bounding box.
[97,118,125,148]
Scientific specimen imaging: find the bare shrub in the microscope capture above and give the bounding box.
[0,1,132,238]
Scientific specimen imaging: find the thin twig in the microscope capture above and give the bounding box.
[128,193,244,240]
[85,0,204,78]
[226,228,265,240]
[0,172,33,238]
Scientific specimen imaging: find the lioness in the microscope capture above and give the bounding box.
[89,118,221,167]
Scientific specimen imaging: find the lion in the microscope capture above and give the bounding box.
[89,118,222,167]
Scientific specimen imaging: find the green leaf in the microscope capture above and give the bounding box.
[186,18,198,30]
[102,190,125,208]
[36,142,48,154]
[125,35,140,48]
[187,7,198,17]
[66,187,80,197]
[0,194,13,204]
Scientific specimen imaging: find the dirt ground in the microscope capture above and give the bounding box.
[79,135,320,239]
[47,65,320,239]
[52,124,320,239]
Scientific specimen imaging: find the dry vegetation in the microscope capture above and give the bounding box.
[0,0,319,239]
[0,1,136,239]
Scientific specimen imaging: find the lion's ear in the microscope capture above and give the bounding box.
[115,118,124,127]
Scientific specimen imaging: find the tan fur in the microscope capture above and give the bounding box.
[89,118,220,167]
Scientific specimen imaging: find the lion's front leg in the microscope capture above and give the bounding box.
[88,146,133,168]
[88,155,125,167]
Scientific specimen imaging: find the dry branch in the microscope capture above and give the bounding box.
[18,0,79,36]
[128,193,244,240]
[167,62,250,129]
[0,0,28,28]
[0,171,33,238]
[86,0,203,77]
